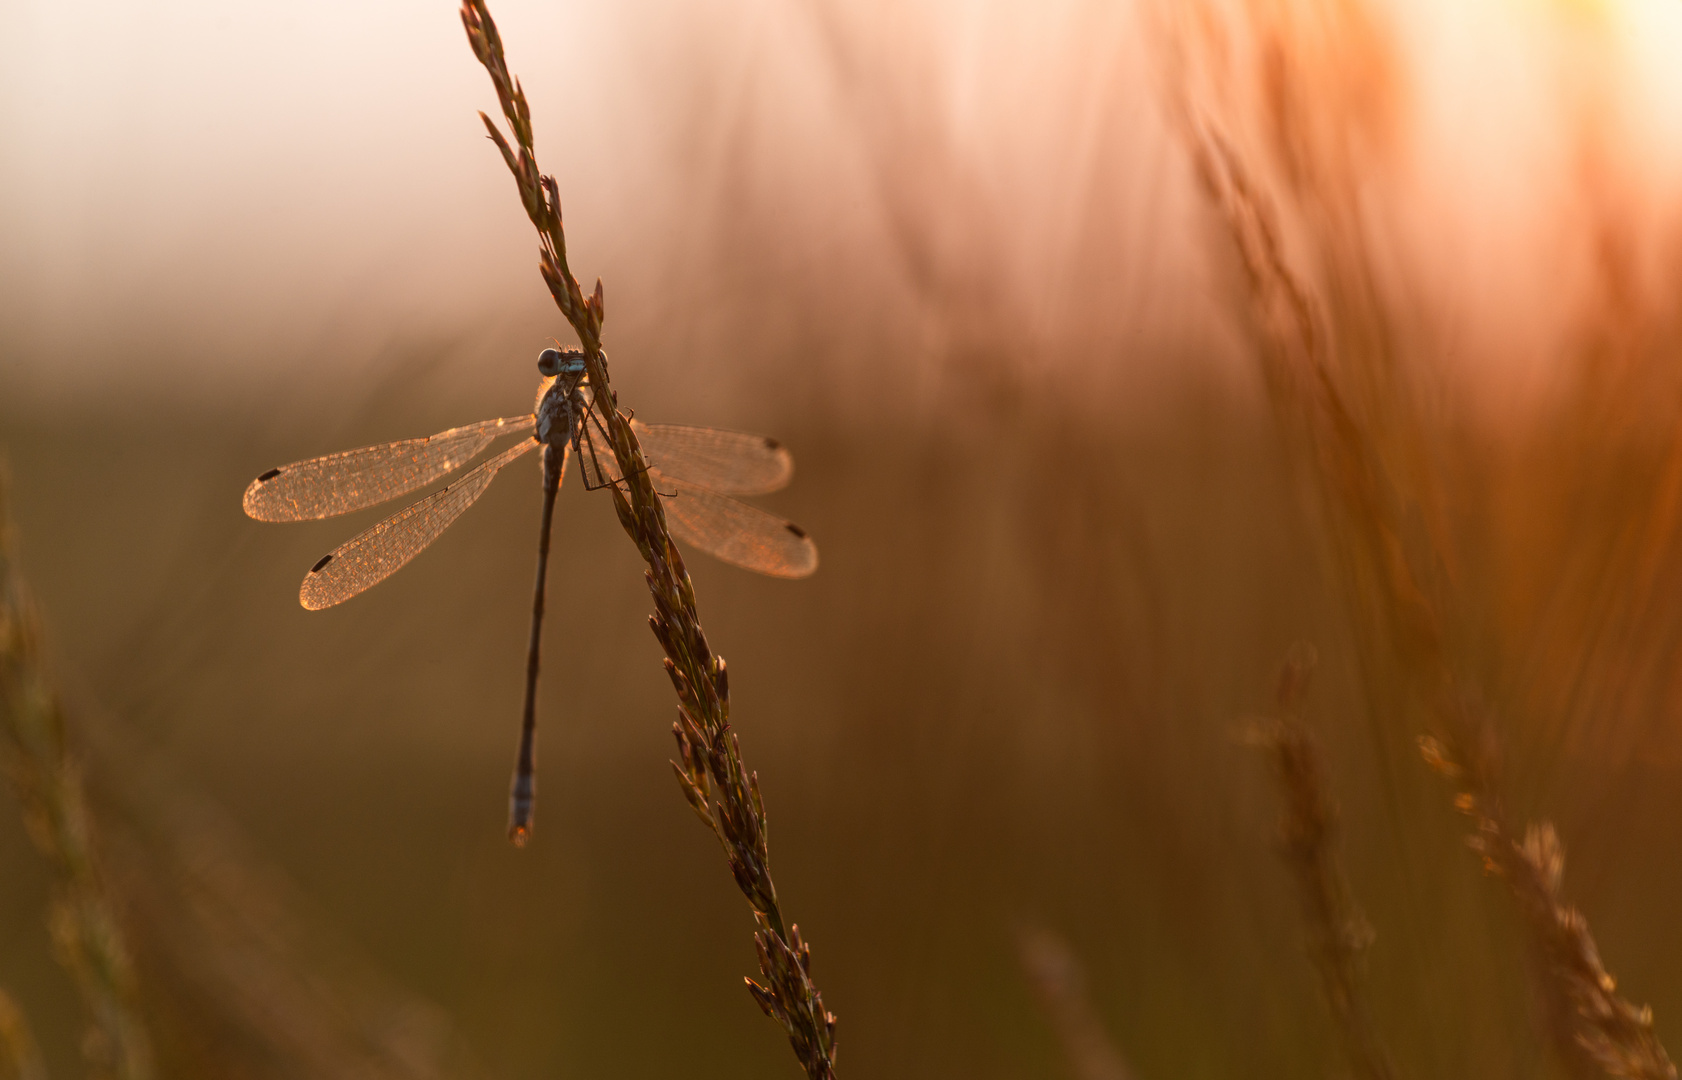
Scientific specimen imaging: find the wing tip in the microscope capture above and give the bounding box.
[780,523,819,578]
[297,554,336,610]
[242,480,270,520]
[243,468,309,522]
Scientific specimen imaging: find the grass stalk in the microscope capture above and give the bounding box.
[1016,925,1137,1080]
[0,465,153,1080]
[458,4,839,1075]
[1173,79,1676,1080]
[1252,645,1396,1080]
[1416,723,1674,1080]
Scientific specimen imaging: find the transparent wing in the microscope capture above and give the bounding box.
[245,414,535,522]
[656,474,818,579]
[299,438,543,610]
[634,421,793,495]
[577,416,794,495]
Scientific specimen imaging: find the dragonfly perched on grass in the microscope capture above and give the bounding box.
[243,347,817,843]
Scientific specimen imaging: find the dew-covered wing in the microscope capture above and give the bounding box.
[299,438,542,610]
[245,414,534,522]
[656,474,817,579]
[634,421,793,495]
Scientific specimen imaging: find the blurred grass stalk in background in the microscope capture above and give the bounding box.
[0,988,47,1080]
[1250,644,1396,1080]
[0,458,479,1076]
[1017,924,1138,1080]
[0,464,153,1080]
[1161,0,1677,1075]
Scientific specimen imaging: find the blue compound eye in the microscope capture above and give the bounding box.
[537,348,564,376]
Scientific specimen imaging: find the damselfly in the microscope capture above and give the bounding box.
[243,348,817,843]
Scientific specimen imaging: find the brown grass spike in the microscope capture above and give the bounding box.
[1253,644,1396,1080]
[458,4,838,1075]
[1419,728,1676,1080]
[1169,39,1675,1076]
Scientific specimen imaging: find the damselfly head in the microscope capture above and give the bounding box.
[538,347,588,377]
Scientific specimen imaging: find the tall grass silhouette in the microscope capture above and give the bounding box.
[460,3,837,1074]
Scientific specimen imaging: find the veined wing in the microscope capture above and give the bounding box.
[633,420,792,494]
[245,414,535,522]
[577,414,792,496]
[299,438,543,610]
[655,474,818,579]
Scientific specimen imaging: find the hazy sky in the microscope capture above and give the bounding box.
[6,0,1682,416]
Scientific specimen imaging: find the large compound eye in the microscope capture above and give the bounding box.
[538,348,563,376]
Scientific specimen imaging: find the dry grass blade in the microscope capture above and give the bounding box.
[1251,644,1395,1080]
[0,462,154,1080]
[1016,925,1137,1080]
[459,3,838,1075]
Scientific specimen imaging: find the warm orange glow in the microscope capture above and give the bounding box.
[9,3,1682,1077]
[0,0,1679,421]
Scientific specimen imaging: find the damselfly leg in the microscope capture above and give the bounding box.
[572,393,663,494]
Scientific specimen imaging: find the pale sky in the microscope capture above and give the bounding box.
[5,0,1682,420]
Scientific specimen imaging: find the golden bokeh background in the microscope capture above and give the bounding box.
[6,1,1682,1077]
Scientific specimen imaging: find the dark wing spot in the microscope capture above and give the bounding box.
[310,553,334,573]
[257,468,282,482]
[785,523,807,538]
[763,437,783,450]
